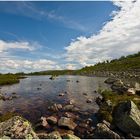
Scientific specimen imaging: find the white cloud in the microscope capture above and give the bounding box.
[0,40,35,52]
[65,0,140,68]
[0,58,61,73]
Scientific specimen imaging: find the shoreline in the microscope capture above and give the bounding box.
[0,74,140,139]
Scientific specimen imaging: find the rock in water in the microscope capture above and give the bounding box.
[46,116,57,125]
[93,122,120,139]
[58,117,77,130]
[48,103,62,112]
[0,116,38,139]
[41,117,49,128]
[63,105,74,111]
[59,93,65,96]
[113,100,140,136]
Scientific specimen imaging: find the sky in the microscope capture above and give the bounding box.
[0,1,140,73]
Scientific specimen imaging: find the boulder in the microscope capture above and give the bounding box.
[127,88,135,95]
[41,117,49,128]
[113,100,140,136]
[46,116,57,125]
[104,78,118,84]
[0,116,38,139]
[93,122,120,139]
[58,117,77,130]
[111,80,127,93]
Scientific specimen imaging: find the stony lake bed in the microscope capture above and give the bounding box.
[0,75,109,139]
[0,75,140,139]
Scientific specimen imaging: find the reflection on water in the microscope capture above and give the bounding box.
[0,75,108,123]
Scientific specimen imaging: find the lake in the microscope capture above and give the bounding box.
[0,75,108,123]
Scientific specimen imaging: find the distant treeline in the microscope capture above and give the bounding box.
[28,70,77,76]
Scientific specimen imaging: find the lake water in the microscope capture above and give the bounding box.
[0,75,108,123]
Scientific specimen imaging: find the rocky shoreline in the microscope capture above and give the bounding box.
[0,75,140,139]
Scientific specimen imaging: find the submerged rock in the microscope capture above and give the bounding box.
[46,116,57,125]
[113,100,140,136]
[63,105,74,111]
[58,117,77,130]
[40,117,49,128]
[0,116,38,139]
[48,103,62,112]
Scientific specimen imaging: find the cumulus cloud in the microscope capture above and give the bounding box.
[0,58,61,73]
[0,40,36,52]
[0,39,62,73]
[65,0,140,68]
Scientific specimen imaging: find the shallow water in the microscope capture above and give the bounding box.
[0,75,108,123]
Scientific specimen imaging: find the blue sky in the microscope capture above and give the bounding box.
[0,1,140,73]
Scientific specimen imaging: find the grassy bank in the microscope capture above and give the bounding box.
[76,52,140,74]
[26,52,140,76]
[97,89,140,123]
[0,74,22,85]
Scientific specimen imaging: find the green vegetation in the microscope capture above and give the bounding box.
[27,52,140,76]
[0,112,17,122]
[97,89,140,123]
[77,52,140,74]
[0,74,23,85]
[28,70,77,76]
[0,52,139,85]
